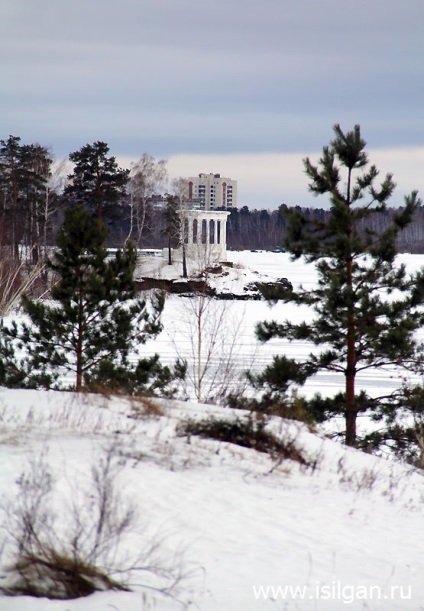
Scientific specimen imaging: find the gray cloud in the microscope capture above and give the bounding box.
[2,0,423,205]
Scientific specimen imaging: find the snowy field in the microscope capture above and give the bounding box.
[1,252,424,610]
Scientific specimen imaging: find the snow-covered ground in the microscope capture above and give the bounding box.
[1,251,424,610]
[0,390,423,610]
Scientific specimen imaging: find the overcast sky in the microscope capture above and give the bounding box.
[2,0,423,208]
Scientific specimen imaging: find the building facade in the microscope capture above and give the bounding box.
[187,173,237,210]
[163,210,231,262]
[184,210,231,261]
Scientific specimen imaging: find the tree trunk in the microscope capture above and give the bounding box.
[12,175,20,261]
[136,198,148,247]
[196,299,202,401]
[344,174,357,446]
[76,295,84,391]
[345,303,357,446]
[182,243,187,278]
[168,236,172,265]
[125,193,135,245]
[345,368,357,446]
[96,180,103,232]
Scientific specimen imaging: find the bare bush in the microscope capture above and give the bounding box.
[0,256,46,316]
[170,290,246,404]
[128,396,165,419]
[336,456,380,493]
[0,446,185,599]
[177,413,317,469]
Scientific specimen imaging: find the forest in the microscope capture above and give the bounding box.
[1,135,424,259]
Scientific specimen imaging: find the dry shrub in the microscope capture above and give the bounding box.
[336,456,380,493]
[226,391,316,427]
[177,414,316,468]
[8,551,125,599]
[81,388,165,418]
[0,446,183,599]
[129,396,165,419]
[0,254,47,315]
[79,383,165,419]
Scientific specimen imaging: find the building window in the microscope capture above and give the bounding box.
[201,219,207,244]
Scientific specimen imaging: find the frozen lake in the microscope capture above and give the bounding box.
[139,250,424,404]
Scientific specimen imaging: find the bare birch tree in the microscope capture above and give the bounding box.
[42,158,69,256]
[169,288,245,403]
[126,154,168,246]
[171,177,190,278]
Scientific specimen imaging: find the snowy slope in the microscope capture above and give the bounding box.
[0,389,423,610]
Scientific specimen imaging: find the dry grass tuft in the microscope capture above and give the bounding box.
[129,396,165,419]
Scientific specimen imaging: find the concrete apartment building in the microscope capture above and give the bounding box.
[187,173,237,210]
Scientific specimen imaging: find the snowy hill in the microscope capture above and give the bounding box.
[0,389,423,610]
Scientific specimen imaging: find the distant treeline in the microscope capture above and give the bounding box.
[1,134,423,257]
[3,187,424,256]
[274,204,424,254]
[110,203,424,253]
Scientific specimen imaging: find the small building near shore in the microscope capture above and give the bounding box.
[165,209,231,263]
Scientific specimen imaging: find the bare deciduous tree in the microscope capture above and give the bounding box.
[41,158,70,255]
[170,287,245,403]
[127,154,168,247]
[0,258,46,316]
[171,178,190,278]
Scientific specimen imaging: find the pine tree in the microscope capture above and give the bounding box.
[21,205,163,391]
[64,141,129,230]
[0,136,52,261]
[256,124,424,446]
